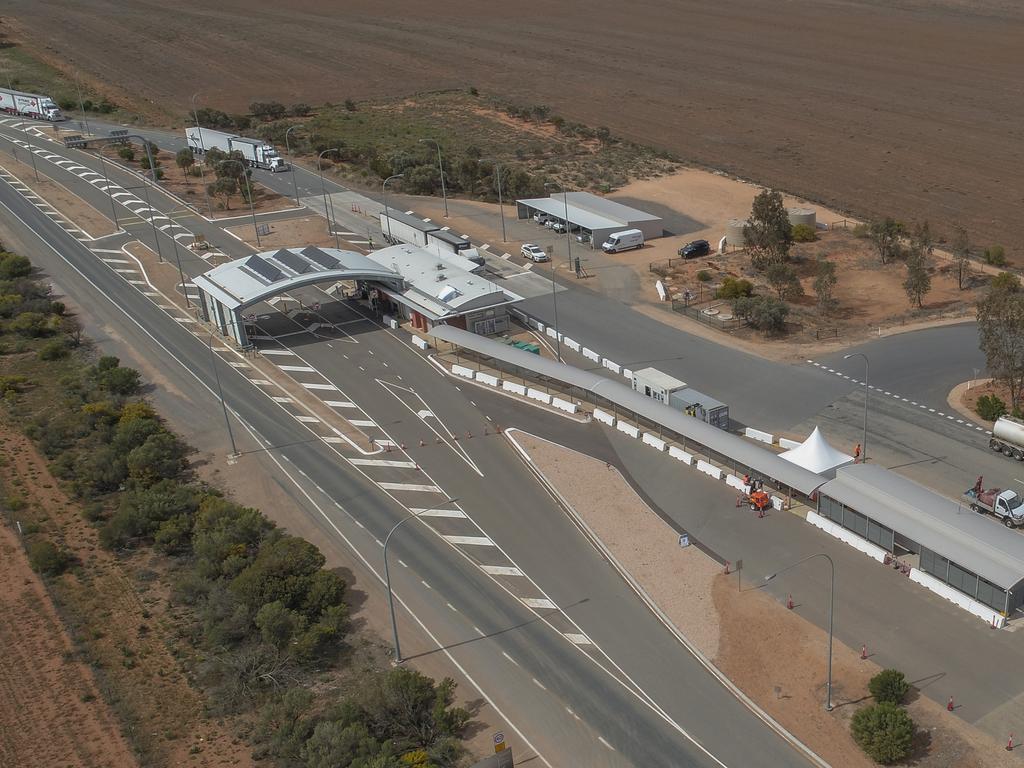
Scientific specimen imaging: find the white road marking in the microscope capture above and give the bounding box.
[349,419,378,427]
[302,382,340,391]
[532,678,547,691]
[350,458,417,468]
[480,564,523,576]
[250,379,274,385]
[447,602,457,611]
[227,361,250,368]
[521,597,557,610]
[296,415,321,423]
[598,736,615,752]
[278,365,317,372]
[565,633,593,645]
[442,535,495,546]
[411,507,467,518]
[379,482,442,493]
[260,348,297,356]
[271,396,293,403]
[324,400,357,408]
[502,651,519,666]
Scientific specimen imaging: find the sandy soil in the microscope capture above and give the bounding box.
[519,428,1019,768]
[953,378,1012,427]
[0,523,138,768]
[225,213,359,252]
[6,1,1024,263]
[0,149,117,237]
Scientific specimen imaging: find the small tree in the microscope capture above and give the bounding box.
[744,189,792,269]
[28,539,73,576]
[813,259,838,313]
[991,272,1021,294]
[951,225,970,290]
[977,287,1024,410]
[903,248,931,308]
[766,263,803,301]
[735,296,789,334]
[851,702,914,765]
[909,220,933,255]
[976,394,1007,421]
[869,217,904,264]
[175,147,195,183]
[716,277,753,300]
[868,669,910,705]
[984,244,1007,267]
[208,177,237,210]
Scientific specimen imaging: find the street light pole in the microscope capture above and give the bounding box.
[208,332,239,458]
[382,174,404,243]
[74,75,91,136]
[419,139,448,218]
[844,353,869,463]
[765,553,835,711]
[190,92,214,218]
[285,125,301,207]
[317,149,341,249]
[545,181,573,273]
[93,152,119,229]
[479,159,507,243]
[384,497,458,663]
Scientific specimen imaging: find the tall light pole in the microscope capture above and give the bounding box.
[385,497,458,663]
[317,149,341,249]
[220,158,261,248]
[208,332,239,458]
[765,553,835,711]
[74,75,91,136]
[545,181,573,273]
[285,125,301,207]
[94,151,119,229]
[382,173,404,243]
[419,138,448,218]
[479,159,506,242]
[190,92,214,217]
[844,353,869,463]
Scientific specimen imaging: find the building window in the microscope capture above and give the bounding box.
[845,508,868,537]
[976,578,1006,612]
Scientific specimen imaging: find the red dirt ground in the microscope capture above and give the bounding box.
[5,1,1024,263]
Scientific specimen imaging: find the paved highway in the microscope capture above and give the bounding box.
[0,152,821,766]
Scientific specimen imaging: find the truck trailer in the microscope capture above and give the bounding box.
[0,87,64,121]
[990,416,1024,460]
[185,127,286,172]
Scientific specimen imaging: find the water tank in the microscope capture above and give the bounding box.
[725,218,746,247]
[788,207,816,228]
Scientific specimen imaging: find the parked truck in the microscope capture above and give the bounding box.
[185,127,286,172]
[963,482,1024,528]
[0,87,64,121]
[990,416,1024,460]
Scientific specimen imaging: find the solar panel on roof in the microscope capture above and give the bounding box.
[270,248,313,274]
[301,246,341,270]
[243,255,284,283]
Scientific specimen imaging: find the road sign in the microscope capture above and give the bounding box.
[678,533,690,547]
[493,732,506,753]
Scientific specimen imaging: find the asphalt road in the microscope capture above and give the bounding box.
[0,167,820,765]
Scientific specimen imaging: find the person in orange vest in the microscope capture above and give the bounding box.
[853,443,862,462]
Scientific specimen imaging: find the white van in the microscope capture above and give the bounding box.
[601,229,644,253]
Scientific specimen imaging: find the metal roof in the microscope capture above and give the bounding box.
[517,191,661,233]
[381,209,441,234]
[820,464,1024,590]
[428,229,469,247]
[193,247,401,311]
[428,325,824,495]
[516,197,623,233]
[563,191,661,223]
[632,367,687,392]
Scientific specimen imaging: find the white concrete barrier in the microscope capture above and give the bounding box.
[383,313,394,326]
[642,432,666,451]
[527,388,552,404]
[744,427,774,444]
[535,322,546,333]
[551,397,579,414]
[546,326,559,340]
[616,421,640,439]
[564,338,581,352]
[582,347,600,363]
[806,510,887,563]
[908,568,1006,628]
[502,381,526,396]
[412,336,429,350]
[725,474,749,492]
[696,460,722,480]
[771,495,784,511]
[603,358,622,375]
[622,368,633,380]
[668,446,693,464]
[475,372,500,387]
[452,365,475,379]
[778,437,802,450]
[593,408,616,426]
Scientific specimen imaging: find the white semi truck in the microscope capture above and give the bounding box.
[185,127,286,172]
[0,87,64,121]
[990,416,1024,461]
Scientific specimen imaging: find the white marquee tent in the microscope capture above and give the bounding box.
[779,426,854,476]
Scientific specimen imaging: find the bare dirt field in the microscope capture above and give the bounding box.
[6,0,1024,263]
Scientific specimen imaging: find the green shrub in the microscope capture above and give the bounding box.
[850,702,914,764]
[716,276,754,300]
[984,245,1006,266]
[38,339,70,361]
[976,394,1007,421]
[733,295,790,333]
[851,223,870,238]
[27,538,73,576]
[868,669,910,705]
[990,272,1021,294]
[8,311,54,337]
[0,375,29,396]
[0,252,33,280]
[791,223,817,242]
[696,270,713,282]
[118,146,135,162]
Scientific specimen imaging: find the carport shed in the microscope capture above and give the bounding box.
[516,191,663,247]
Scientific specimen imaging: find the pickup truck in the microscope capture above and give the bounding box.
[963,485,1024,528]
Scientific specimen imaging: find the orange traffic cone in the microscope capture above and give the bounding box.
[1006,733,1014,751]
[786,594,794,610]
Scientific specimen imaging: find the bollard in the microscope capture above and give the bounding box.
[724,560,731,575]
[436,437,442,444]
[466,430,472,439]
[786,594,794,610]
[861,644,867,660]
[400,443,406,450]
[414,463,421,472]
[1007,733,1014,751]
[947,696,954,712]
[419,439,426,447]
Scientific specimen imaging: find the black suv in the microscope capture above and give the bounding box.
[679,239,711,259]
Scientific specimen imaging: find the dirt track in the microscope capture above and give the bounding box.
[6,0,1024,258]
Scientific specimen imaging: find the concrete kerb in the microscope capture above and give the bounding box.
[503,428,831,768]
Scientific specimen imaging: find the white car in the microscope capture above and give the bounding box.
[521,243,549,262]
[550,221,567,233]
[533,212,552,224]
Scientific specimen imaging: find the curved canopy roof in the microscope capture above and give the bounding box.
[780,427,854,475]
[194,247,403,311]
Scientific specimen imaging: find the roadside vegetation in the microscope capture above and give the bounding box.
[975,271,1024,418]
[851,669,915,764]
[191,89,680,202]
[0,246,472,767]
